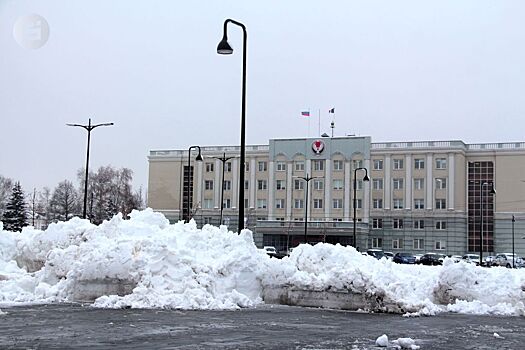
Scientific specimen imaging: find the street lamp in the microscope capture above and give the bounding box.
[512,215,515,268]
[67,118,114,219]
[211,152,238,225]
[217,18,247,233]
[296,174,319,245]
[353,167,370,249]
[186,146,203,223]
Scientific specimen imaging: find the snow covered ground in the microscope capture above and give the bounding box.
[1,209,524,316]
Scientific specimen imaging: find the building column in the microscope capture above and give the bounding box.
[363,159,370,223]
[268,161,275,220]
[214,159,221,209]
[405,154,412,210]
[344,160,351,221]
[384,155,391,210]
[324,159,332,220]
[426,153,433,210]
[249,159,256,209]
[448,153,455,210]
[232,158,238,209]
[286,161,293,220]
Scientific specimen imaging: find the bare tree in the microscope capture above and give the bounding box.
[0,175,14,218]
[49,180,79,222]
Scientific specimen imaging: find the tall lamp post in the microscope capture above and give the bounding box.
[479,181,496,266]
[353,167,370,249]
[217,18,247,233]
[212,152,237,225]
[512,215,515,268]
[297,174,318,245]
[67,118,114,219]
[186,146,203,222]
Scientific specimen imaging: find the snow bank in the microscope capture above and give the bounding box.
[1,209,525,315]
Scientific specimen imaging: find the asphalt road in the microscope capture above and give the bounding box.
[0,303,524,349]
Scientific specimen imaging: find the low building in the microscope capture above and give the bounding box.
[148,136,525,256]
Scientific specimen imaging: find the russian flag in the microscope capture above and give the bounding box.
[301,111,310,117]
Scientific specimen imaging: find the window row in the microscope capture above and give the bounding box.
[372,158,448,171]
[370,238,446,250]
[372,198,447,210]
[371,218,447,230]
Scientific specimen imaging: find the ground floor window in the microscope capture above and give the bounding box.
[392,239,403,249]
[413,238,424,250]
[435,240,446,250]
[371,237,383,248]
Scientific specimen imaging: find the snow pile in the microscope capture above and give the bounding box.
[1,209,525,315]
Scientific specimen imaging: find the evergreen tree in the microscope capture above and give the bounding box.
[2,182,28,232]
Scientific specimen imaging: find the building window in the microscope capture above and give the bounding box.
[294,199,304,209]
[223,180,231,191]
[333,160,343,171]
[295,161,304,171]
[372,178,383,190]
[393,218,404,229]
[414,158,425,169]
[353,160,363,169]
[392,239,403,249]
[223,198,231,209]
[393,159,404,170]
[372,218,383,229]
[276,162,286,171]
[276,180,286,190]
[244,198,249,208]
[256,199,267,209]
[435,199,446,210]
[258,161,267,172]
[414,220,425,230]
[225,162,232,172]
[435,178,447,189]
[373,159,383,170]
[435,220,447,230]
[355,199,363,209]
[414,199,425,210]
[393,199,404,209]
[205,180,214,190]
[313,160,325,171]
[245,162,249,172]
[205,163,214,172]
[414,178,424,190]
[203,217,213,225]
[275,199,285,209]
[333,179,344,190]
[313,199,323,209]
[257,180,267,190]
[244,180,249,190]
[313,179,324,190]
[413,238,424,250]
[356,179,364,190]
[435,241,445,250]
[333,199,343,209]
[294,179,304,190]
[203,199,213,209]
[436,158,447,169]
[371,237,383,248]
[373,198,383,209]
[393,178,404,190]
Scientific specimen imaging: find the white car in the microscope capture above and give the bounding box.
[493,253,523,268]
[261,246,277,256]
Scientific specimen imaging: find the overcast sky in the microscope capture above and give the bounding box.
[1,0,524,194]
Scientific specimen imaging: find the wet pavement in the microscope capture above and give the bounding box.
[0,303,524,349]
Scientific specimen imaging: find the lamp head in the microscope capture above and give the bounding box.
[195,153,203,162]
[363,174,370,182]
[217,36,233,55]
[490,185,496,195]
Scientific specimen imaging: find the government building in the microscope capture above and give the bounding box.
[147,136,525,256]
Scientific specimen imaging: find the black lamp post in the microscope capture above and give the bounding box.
[353,167,370,249]
[217,19,247,233]
[186,146,203,223]
[212,152,237,225]
[479,181,496,266]
[67,118,113,219]
[297,174,318,245]
[512,215,516,268]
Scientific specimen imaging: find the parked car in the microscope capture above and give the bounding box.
[462,254,480,265]
[384,252,394,260]
[419,253,443,266]
[414,254,424,263]
[366,249,385,260]
[261,246,277,256]
[449,255,462,263]
[393,252,416,264]
[493,253,524,268]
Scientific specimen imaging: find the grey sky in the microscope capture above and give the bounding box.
[1,0,524,194]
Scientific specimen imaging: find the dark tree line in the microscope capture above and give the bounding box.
[0,166,144,231]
